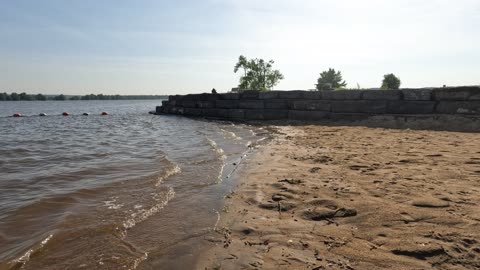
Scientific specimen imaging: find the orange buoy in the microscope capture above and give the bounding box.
[101,112,108,116]
[13,113,22,117]
[62,112,70,116]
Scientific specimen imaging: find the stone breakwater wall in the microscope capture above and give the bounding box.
[157,87,480,121]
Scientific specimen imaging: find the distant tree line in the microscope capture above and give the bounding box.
[0,92,167,101]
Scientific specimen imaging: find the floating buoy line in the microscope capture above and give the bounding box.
[10,112,110,117]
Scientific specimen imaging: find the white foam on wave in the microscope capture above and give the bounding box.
[123,187,175,229]
[155,163,181,187]
[220,128,242,140]
[9,234,53,268]
[104,197,124,210]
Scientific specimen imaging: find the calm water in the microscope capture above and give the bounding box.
[0,100,264,269]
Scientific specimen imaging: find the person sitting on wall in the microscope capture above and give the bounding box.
[211,88,217,94]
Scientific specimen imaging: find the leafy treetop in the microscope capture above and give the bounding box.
[234,55,284,91]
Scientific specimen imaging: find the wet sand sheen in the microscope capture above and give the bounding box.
[197,125,480,269]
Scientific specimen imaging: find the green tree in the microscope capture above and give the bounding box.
[35,94,47,101]
[316,68,347,90]
[0,92,6,101]
[19,92,32,101]
[234,55,284,91]
[381,73,401,90]
[10,92,19,101]
[54,94,66,101]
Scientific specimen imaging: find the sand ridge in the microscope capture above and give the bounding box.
[197,125,480,269]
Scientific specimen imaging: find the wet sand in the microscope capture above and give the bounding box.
[197,125,480,269]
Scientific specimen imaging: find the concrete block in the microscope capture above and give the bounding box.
[228,109,245,119]
[220,93,240,100]
[245,109,289,120]
[288,110,329,121]
[184,108,202,116]
[182,94,202,100]
[196,100,215,108]
[259,91,281,99]
[323,90,363,100]
[198,93,220,101]
[387,101,435,114]
[278,90,305,99]
[402,89,432,101]
[156,106,163,114]
[433,87,480,101]
[215,100,239,109]
[436,101,480,114]
[303,91,323,99]
[291,100,331,111]
[330,113,371,121]
[168,95,176,101]
[239,100,264,109]
[240,90,260,99]
[332,100,387,113]
[264,99,289,109]
[362,90,402,100]
[162,100,169,107]
[202,108,229,118]
[181,100,196,108]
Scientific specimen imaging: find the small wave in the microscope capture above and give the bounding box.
[123,187,175,229]
[206,137,226,157]
[220,128,242,140]
[155,162,181,187]
[8,234,53,269]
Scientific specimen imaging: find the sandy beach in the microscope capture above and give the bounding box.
[197,124,480,269]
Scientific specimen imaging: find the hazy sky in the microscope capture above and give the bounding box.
[1,0,479,95]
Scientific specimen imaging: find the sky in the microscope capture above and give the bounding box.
[0,0,479,95]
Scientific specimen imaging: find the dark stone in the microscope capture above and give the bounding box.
[322,90,363,100]
[181,100,196,108]
[259,91,281,99]
[240,90,260,99]
[156,106,163,114]
[288,110,329,121]
[402,89,432,101]
[239,100,264,109]
[168,95,176,101]
[303,91,323,99]
[264,99,289,109]
[196,100,215,108]
[182,94,202,100]
[245,109,288,120]
[387,101,436,114]
[216,100,239,109]
[362,90,402,100]
[162,100,169,107]
[329,113,371,121]
[278,90,305,99]
[291,100,331,111]
[436,101,480,114]
[184,108,202,116]
[433,87,480,101]
[332,100,387,113]
[228,109,245,119]
[202,109,229,118]
[198,93,220,101]
[220,93,240,100]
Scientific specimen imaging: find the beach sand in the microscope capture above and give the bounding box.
[197,124,480,269]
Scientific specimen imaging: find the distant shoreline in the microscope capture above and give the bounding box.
[0,93,168,101]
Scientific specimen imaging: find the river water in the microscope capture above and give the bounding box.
[0,100,265,269]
